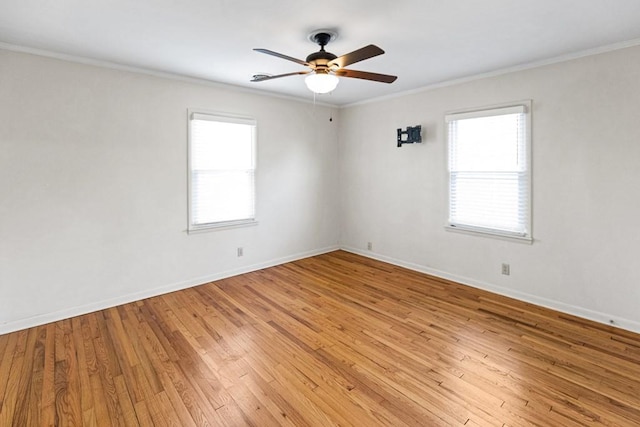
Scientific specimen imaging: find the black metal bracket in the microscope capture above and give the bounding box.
[397,125,422,147]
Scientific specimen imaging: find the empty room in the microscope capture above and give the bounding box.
[1,1,640,425]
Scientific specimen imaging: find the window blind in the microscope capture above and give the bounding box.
[189,113,256,229]
[447,105,530,238]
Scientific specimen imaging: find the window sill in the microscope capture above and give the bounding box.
[188,219,258,234]
[445,224,533,244]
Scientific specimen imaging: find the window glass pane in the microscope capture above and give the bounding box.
[191,121,254,170]
[192,170,255,224]
[450,113,523,172]
[450,172,524,233]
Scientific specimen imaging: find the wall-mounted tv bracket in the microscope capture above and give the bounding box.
[397,125,422,147]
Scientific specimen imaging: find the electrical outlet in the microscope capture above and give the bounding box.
[501,263,510,275]
[367,242,373,250]
[237,247,243,257]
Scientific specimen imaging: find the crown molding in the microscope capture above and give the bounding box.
[0,41,335,108]
[342,37,640,108]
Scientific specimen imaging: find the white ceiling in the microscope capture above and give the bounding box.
[2,0,640,106]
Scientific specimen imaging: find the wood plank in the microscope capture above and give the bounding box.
[40,323,57,426]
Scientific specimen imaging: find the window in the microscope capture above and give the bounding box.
[188,111,256,232]
[446,102,531,241]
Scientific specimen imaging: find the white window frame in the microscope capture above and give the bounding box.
[445,100,532,242]
[188,109,257,233]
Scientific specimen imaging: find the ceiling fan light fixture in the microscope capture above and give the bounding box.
[305,72,339,94]
[252,29,396,95]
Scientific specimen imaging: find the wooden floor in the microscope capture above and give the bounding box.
[1,251,640,426]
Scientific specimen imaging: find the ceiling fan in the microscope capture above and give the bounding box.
[251,30,397,94]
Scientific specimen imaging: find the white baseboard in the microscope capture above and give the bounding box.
[0,245,339,335]
[341,246,640,335]
[4,245,639,336]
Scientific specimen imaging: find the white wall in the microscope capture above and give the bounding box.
[339,45,640,332]
[0,49,340,333]
[3,44,640,335]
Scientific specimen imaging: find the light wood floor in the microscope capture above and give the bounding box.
[1,251,640,426]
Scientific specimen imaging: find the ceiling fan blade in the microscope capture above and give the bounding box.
[335,69,397,83]
[251,71,310,82]
[328,45,384,69]
[253,48,309,67]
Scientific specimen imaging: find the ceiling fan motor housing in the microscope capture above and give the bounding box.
[306,32,338,72]
[306,50,337,69]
